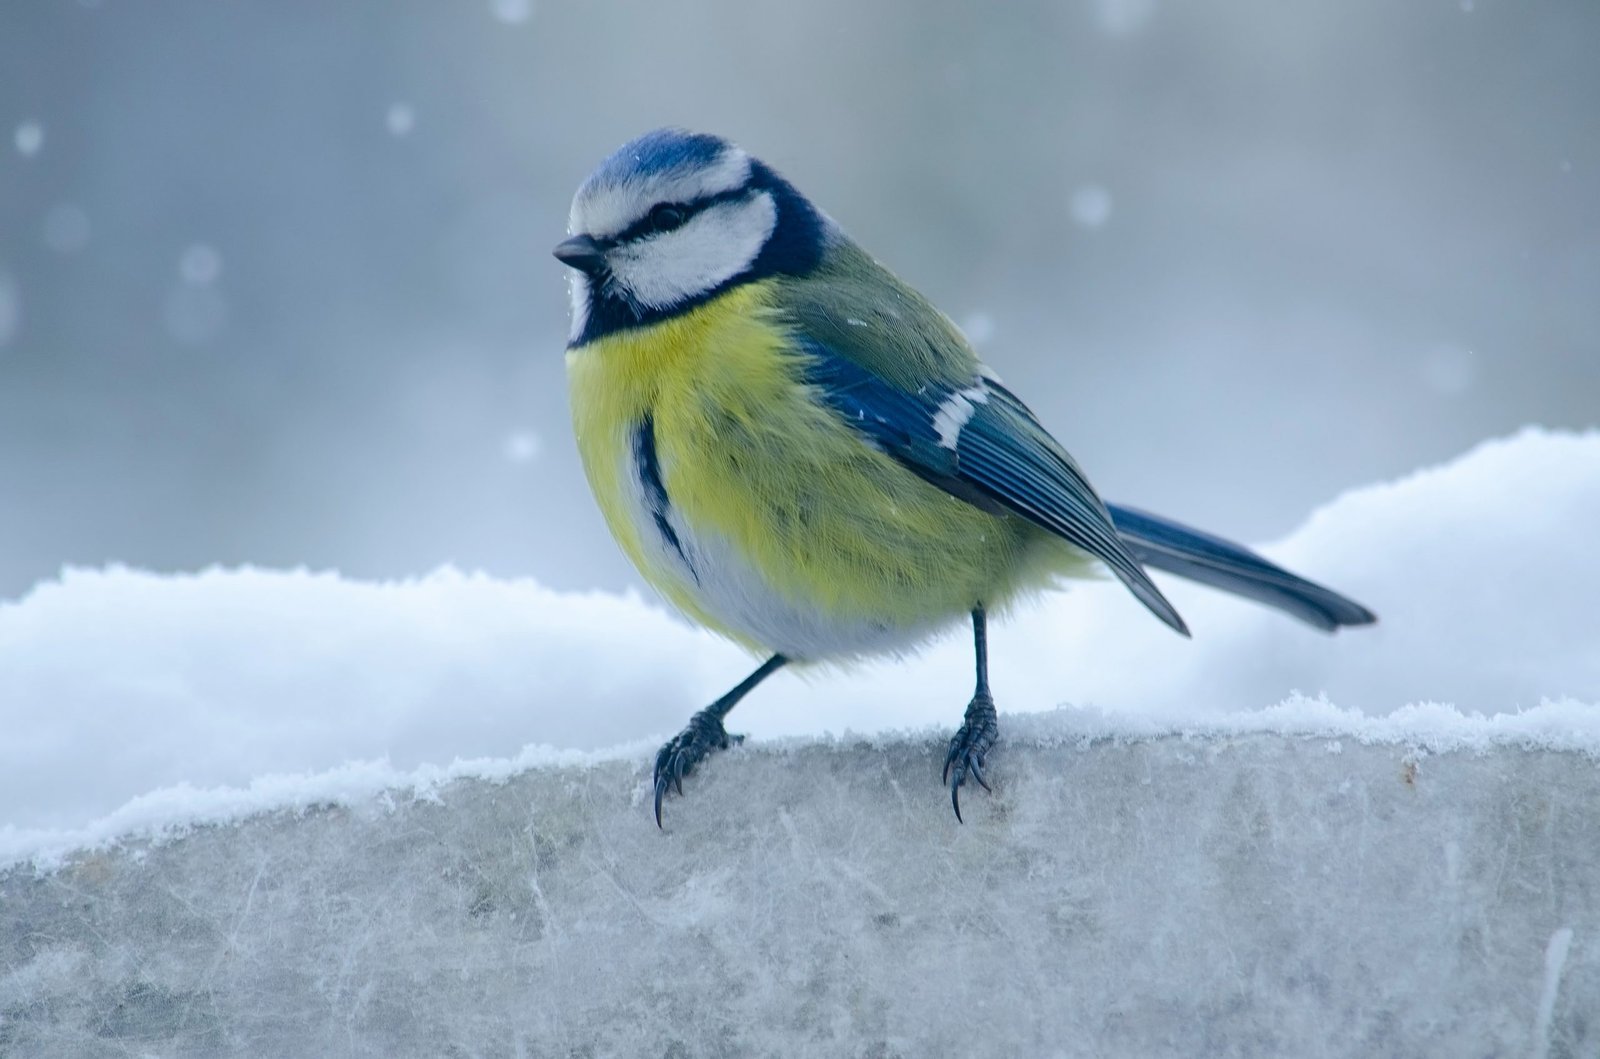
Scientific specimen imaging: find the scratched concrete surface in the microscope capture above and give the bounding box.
[2,728,1596,1058]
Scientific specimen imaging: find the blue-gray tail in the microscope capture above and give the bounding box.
[1107,504,1377,632]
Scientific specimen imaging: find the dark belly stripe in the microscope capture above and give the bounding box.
[632,414,698,583]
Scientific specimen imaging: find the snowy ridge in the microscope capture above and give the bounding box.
[5,698,1596,874]
[0,742,650,874]
[1007,695,1600,756]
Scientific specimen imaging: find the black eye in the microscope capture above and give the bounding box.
[648,203,688,233]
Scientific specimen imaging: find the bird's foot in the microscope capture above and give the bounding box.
[943,691,999,822]
[653,708,744,827]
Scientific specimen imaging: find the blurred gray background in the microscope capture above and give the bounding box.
[2,0,1596,602]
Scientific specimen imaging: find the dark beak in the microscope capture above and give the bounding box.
[552,234,607,274]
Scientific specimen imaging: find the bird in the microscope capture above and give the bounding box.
[553,128,1376,826]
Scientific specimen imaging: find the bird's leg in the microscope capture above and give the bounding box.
[943,605,999,822]
[653,654,788,827]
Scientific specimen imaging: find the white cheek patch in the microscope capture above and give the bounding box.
[933,385,990,450]
[571,148,752,240]
[566,271,591,343]
[606,193,777,310]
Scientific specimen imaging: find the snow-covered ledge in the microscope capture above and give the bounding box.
[3,715,1595,1057]
[4,429,1598,1052]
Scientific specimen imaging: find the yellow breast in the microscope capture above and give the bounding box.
[565,282,1064,659]
[565,284,794,629]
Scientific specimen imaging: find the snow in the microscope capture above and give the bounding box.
[384,103,414,138]
[1069,183,1113,228]
[488,0,532,24]
[501,428,542,463]
[1093,0,1156,36]
[1,426,1597,869]
[178,243,222,285]
[13,120,43,158]
[2,427,1598,1053]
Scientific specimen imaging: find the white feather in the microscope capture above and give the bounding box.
[932,385,990,450]
[676,526,947,660]
[605,193,777,310]
[566,272,591,344]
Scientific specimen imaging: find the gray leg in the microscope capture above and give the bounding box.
[942,606,999,822]
[653,654,788,827]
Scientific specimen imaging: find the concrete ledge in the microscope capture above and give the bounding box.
[3,728,1596,1057]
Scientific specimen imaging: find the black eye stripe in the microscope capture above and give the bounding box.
[607,186,754,246]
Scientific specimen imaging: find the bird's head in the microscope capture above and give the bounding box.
[556,128,829,346]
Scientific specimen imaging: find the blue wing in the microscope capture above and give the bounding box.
[800,342,1190,636]
[801,342,1377,634]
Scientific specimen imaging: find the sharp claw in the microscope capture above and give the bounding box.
[969,757,990,793]
[649,711,747,825]
[945,693,999,822]
[942,743,959,785]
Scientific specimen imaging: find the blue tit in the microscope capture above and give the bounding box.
[554,128,1376,825]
